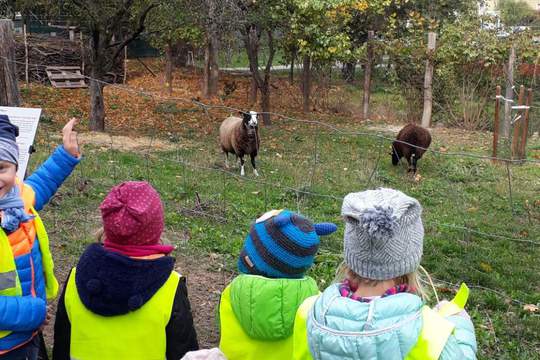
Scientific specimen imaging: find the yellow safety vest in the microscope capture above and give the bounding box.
[64,268,180,360]
[0,181,58,340]
[219,284,295,360]
[293,284,470,360]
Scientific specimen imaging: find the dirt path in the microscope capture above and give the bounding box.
[42,251,233,350]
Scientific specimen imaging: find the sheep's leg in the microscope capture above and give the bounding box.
[240,156,245,176]
[250,153,259,177]
[406,155,414,173]
[411,153,418,174]
[224,152,230,169]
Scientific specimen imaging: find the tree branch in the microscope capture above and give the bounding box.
[111,2,158,63]
[264,29,274,82]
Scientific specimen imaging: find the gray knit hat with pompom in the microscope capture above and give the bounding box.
[342,188,423,280]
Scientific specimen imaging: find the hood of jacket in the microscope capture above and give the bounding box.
[307,284,424,359]
[75,243,175,316]
[229,274,319,341]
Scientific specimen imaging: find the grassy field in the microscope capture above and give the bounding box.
[29,111,539,358]
[19,58,540,357]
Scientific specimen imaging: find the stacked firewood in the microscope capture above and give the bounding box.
[13,34,124,84]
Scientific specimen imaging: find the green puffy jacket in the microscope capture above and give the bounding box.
[219,274,319,360]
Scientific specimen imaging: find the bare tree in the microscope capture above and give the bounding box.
[234,0,285,125]
[61,0,157,131]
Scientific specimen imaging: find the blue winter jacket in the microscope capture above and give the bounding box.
[306,284,477,360]
[0,146,80,353]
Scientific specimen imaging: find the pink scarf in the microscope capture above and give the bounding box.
[104,239,174,257]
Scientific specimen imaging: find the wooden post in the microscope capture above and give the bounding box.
[511,85,525,160]
[503,45,515,139]
[518,88,533,159]
[80,32,85,73]
[362,30,374,120]
[421,32,436,128]
[302,55,311,112]
[492,85,501,162]
[0,20,21,106]
[23,24,29,88]
[123,45,128,85]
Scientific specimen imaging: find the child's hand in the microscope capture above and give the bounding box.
[63,118,81,158]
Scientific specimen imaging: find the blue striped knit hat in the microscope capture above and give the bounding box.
[0,115,19,166]
[238,209,337,278]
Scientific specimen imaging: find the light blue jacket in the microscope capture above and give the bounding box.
[306,284,477,360]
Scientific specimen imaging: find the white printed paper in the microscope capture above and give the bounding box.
[0,106,41,180]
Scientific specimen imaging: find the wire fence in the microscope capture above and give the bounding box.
[2,54,539,308]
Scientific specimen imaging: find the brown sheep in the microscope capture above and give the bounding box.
[219,111,260,176]
[391,123,432,174]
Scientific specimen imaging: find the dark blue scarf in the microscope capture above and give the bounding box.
[0,186,34,233]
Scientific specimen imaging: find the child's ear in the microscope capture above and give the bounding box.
[273,213,290,227]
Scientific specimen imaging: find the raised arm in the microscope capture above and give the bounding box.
[24,118,81,211]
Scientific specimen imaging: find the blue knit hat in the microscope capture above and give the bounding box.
[238,209,338,278]
[0,115,19,166]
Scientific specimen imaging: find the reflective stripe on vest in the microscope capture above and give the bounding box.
[0,227,22,339]
[219,284,295,360]
[405,283,470,360]
[0,271,16,289]
[65,268,180,360]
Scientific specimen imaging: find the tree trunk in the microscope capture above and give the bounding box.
[289,48,296,85]
[503,45,515,139]
[203,40,211,97]
[202,37,219,98]
[0,20,20,106]
[249,77,258,105]
[260,82,271,124]
[89,75,105,131]
[302,55,311,113]
[342,62,356,83]
[209,35,219,95]
[203,0,219,98]
[243,26,274,125]
[165,42,173,95]
[362,31,374,120]
[421,32,437,128]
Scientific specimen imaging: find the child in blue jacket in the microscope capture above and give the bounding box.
[0,116,80,360]
[304,188,477,360]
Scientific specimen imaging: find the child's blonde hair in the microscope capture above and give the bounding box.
[334,262,438,302]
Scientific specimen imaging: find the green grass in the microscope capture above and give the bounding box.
[29,114,539,358]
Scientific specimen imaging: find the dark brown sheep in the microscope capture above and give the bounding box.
[219,111,260,176]
[391,123,432,174]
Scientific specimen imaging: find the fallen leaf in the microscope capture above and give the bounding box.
[480,262,493,273]
[523,304,538,313]
[414,173,422,182]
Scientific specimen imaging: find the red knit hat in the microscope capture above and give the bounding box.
[100,181,174,257]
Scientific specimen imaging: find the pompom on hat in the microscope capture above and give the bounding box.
[100,181,174,257]
[341,188,424,281]
[238,209,337,278]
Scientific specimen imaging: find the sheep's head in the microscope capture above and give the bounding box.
[241,111,258,137]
